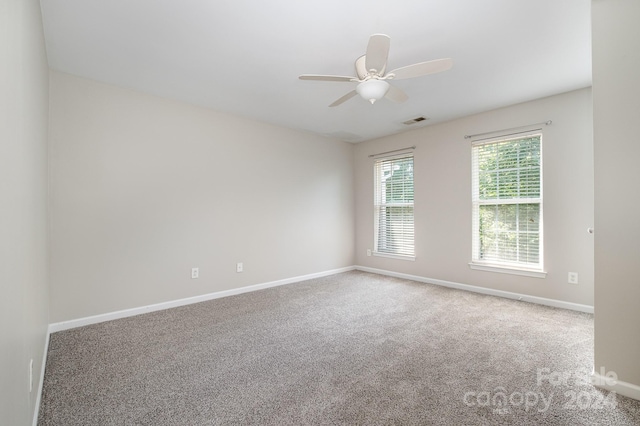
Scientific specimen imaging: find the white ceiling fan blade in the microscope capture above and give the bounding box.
[329,90,357,107]
[365,34,390,75]
[388,58,453,80]
[299,75,356,82]
[385,84,409,103]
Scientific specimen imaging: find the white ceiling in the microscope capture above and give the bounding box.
[40,0,592,143]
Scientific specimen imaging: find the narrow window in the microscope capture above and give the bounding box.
[471,134,542,271]
[374,154,414,258]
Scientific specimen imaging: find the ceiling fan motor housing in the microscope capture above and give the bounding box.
[355,55,385,79]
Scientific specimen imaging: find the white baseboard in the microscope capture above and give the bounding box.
[48,266,355,333]
[32,325,51,426]
[355,265,594,314]
[36,264,597,422]
[591,371,640,402]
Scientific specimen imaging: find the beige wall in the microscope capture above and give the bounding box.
[49,71,355,323]
[4,0,639,420]
[592,0,640,387]
[0,0,50,424]
[355,88,594,306]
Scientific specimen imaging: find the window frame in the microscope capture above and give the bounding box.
[470,132,545,277]
[373,153,415,261]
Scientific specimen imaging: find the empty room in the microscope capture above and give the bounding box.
[2,0,640,424]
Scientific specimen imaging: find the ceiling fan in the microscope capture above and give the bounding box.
[299,34,453,107]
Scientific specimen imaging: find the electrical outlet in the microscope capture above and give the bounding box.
[236,262,243,273]
[366,249,372,257]
[568,272,578,284]
[191,267,199,279]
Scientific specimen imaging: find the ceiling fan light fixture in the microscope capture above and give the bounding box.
[299,34,452,107]
[356,79,390,104]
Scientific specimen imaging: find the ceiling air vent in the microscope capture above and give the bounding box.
[403,116,429,126]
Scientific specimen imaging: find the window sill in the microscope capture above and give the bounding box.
[469,262,546,278]
[373,252,416,262]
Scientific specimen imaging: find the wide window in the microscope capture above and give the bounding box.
[374,154,414,258]
[471,134,542,273]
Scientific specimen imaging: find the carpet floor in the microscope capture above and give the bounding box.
[38,271,640,425]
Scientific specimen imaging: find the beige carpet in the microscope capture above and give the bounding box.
[38,271,640,425]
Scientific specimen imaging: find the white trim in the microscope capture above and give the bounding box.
[356,265,592,313]
[32,325,51,426]
[373,154,415,260]
[471,133,544,272]
[372,252,415,261]
[469,262,547,278]
[34,263,597,423]
[48,266,355,333]
[591,371,640,402]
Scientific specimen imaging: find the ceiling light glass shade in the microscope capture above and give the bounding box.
[356,79,390,104]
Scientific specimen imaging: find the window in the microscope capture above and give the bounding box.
[374,154,414,259]
[471,134,543,274]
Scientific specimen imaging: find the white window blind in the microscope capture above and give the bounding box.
[374,154,414,257]
[471,134,542,270]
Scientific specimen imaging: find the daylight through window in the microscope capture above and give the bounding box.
[471,134,542,270]
[374,154,414,258]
